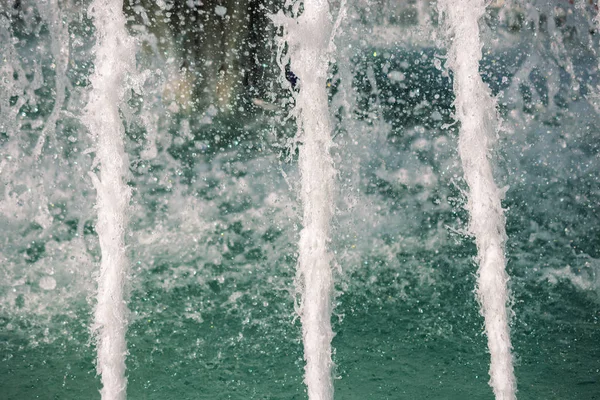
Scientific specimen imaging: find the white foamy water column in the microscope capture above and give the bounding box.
[84,1,135,399]
[438,1,517,399]
[276,1,336,399]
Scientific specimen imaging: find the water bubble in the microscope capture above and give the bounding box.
[387,70,405,82]
[39,276,57,291]
[215,6,227,17]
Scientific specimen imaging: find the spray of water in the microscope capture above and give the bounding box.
[273,0,339,398]
[33,0,69,158]
[437,1,517,399]
[84,1,135,399]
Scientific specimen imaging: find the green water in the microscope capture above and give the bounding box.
[2,137,599,399]
[2,261,599,399]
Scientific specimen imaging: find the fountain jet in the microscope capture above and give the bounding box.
[438,1,517,399]
[84,1,135,399]
[274,0,340,398]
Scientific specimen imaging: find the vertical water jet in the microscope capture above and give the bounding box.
[274,1,338,398]
[437,1,517,399]
[84,1,135,399]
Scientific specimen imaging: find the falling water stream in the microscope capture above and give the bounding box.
[2,1,600,399]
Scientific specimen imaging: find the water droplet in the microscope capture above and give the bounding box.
[39,276,57,291]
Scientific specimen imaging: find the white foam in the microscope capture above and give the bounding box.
[84,1,135,399]
[438,1,517,399]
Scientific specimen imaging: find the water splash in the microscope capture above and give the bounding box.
[33,0,69,158]
[84,1,136,398]
[273,0,341,398]
[437,1,517,399]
